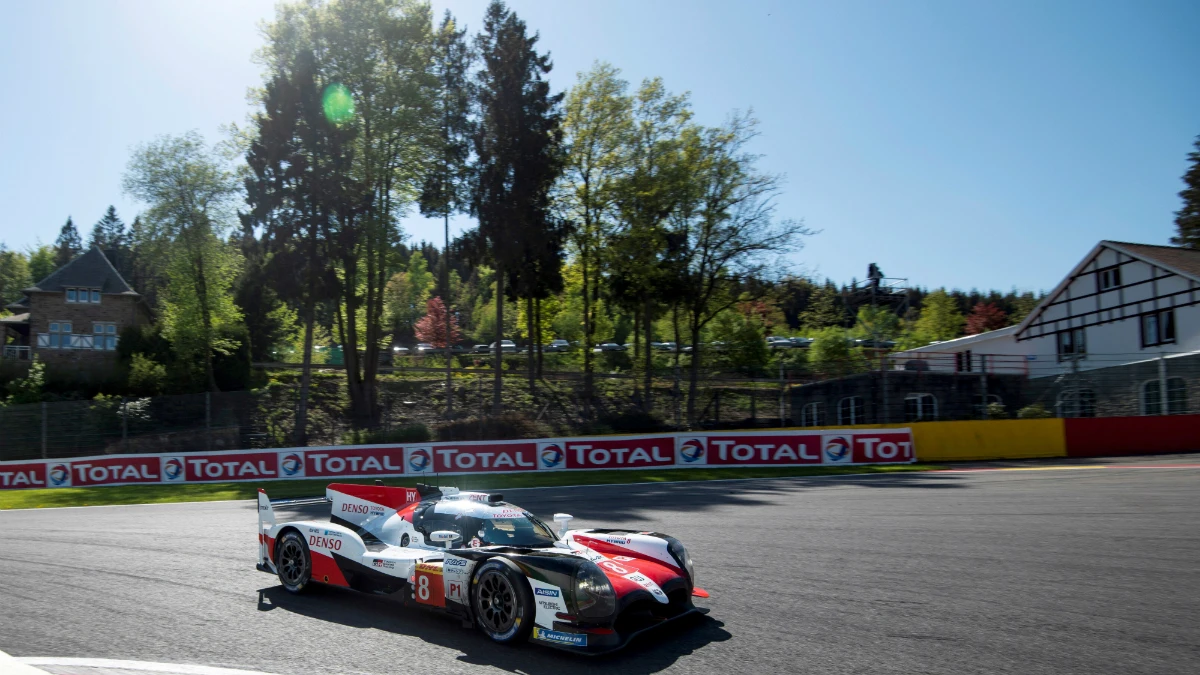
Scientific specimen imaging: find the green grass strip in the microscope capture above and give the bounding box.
[0,464,941,510]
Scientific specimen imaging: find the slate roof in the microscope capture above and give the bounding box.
[24,247,138,295]
[1104,241,1200,282]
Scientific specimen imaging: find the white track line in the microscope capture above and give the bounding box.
[0,649,52,674]
[18,657,281,675]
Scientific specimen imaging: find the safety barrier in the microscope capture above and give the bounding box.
[0,427,916,490]
[1063,414,1200,458]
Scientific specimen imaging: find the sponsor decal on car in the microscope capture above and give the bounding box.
[415,562,443,575]
[308,535,342,551]
[532,627,587,647]
[372,558,396,569]
[613,556,636,562]
[445,558,469,568]
[535,588,560,597]
[599,560,631,575]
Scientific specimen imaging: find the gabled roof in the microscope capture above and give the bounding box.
[893,325,1018,355]
[5,296,29,311]
[24,247,138,295]
[1014,240,1200,339]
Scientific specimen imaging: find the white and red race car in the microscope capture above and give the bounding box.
[256,482,708,653]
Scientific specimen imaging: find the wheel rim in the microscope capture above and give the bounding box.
[476,570,518,634]
[279,538,306,587]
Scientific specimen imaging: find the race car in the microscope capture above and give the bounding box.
[255,482,708,653]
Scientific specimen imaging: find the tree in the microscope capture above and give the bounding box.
[1171,135,1200,248]
[965,302,1007,335]
[808,327,868,377]
[123,132,244,392]
[259,0,440,427]
[418,10,475,416]
[0,245,31,307]
[560,62,632,414]
[386,251,434,343]
[674,113,809,425]
[89,206,126,250]
[911,289,964,344]
[1008,291,1040,325]
[54,217,83,267]
[27,244,56,284]
[851,305,901,340]
[473,0,564,411]
[414,296,462,348]
[798,284,844,332]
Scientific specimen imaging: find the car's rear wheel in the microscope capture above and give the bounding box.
[471,560,533,644]
[276,531,312,594]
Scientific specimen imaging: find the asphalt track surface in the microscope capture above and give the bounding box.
[2,455,1198,675]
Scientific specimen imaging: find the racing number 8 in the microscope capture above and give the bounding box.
[414,566,446,608]
[417,575,430,601]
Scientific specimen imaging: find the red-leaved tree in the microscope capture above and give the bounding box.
[413,297,462,348]
[965,302,1008,335]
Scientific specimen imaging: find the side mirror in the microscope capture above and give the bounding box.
[430,530,461,549]
[553,513,573,537]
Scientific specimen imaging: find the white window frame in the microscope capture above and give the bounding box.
[1098,266,1121,291]
[40,321,73,349]
[65,287,100,304]
[1056,328,1086,362]
[800,402,824,427]
[837,396,864,425]
[905,393,938,421]
[1056,388,1096,418]
[93,322,118,351]
[1142,378,1188,415]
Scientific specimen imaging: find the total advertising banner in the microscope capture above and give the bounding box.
[0,428,913,490]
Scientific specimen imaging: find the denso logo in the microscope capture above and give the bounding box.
[308,535,342,551]
[48,464,71,487]
[279,453,304,476]
[679,439,705,463]
[408,449,432,472]
[535,588,560,597]
[824,436,852,462]
[342,503,369,514]
[162,458,184,481]
[540,444,564,468]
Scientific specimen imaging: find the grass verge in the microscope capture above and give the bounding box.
[0,463,940,510]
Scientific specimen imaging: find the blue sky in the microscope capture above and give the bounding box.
[1,0,1197,293]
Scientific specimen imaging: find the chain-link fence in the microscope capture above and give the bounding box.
[2,351,1196,462]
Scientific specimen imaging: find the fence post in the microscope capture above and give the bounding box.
[1158,352,1168,415]
[121,397,129,453]
[778,357,785,426]
[979,354,989,419]
[749,379,756,424]
[41,401,48,459]
[880,351,889,424]
[205,391,212,451]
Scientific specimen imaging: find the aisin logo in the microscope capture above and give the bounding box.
[163,458,184,480]
[280,453,303,476]
[679,440,705,463]
[540,444,564,468]
[408,449,431,472]
[48,464,70,486]
[825,436,851,462]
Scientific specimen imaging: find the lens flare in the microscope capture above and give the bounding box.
[322,83,355,124]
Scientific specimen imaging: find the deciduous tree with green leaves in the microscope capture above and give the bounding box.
[123,131,244,392]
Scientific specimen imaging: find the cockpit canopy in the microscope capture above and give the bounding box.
[412,492,559,548]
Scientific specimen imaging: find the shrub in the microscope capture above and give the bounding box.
[985,402,1008,419]
[435,412,542,442]
[1016,403,1051,419]
[128,354,167,396]
[4,357,46,405]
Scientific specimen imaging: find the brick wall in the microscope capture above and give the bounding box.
[28,291,147,364]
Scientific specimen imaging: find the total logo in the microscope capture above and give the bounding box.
[48,463,71,487]
[538,443,564,469]
[161,457,185,482]
[406,447,433,473]
[278,452,305,477]
[677,438,707,464]
[823,435,852,464]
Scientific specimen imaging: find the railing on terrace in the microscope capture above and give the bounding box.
[2,346,31,361]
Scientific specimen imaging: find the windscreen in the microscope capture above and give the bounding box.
[469,508,558,547]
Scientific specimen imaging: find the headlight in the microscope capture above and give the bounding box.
[667,538,696,588]
[573,561,616,619]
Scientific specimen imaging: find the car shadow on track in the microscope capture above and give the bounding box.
[257,585,730,674]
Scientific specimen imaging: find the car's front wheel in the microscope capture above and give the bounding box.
[471,560,533,644]
[276,530,312,594]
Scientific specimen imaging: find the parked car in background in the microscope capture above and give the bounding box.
[489,340,519,353]
[544,339,571,352]
[788,337,814,348]
[416,343,437,354]
[855,338,896,349]
[392,346,411,356]
[593,343,626,352]
[473,344,491,354]
[651,341,677,351]
[766,336,793,348]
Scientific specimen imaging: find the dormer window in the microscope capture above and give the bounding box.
[1097,266,1121,291]
[66,288,100,304]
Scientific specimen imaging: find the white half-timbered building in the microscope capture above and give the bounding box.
[894,241,1200,377]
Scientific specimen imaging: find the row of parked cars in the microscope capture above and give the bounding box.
[389,335,893,356]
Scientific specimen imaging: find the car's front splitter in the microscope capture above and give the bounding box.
[531,606,705,656]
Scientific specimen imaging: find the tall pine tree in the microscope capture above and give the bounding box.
[472,0,564,411]
[1171,135,1200,249]
[89,206,126,250]
[53,217,83,267]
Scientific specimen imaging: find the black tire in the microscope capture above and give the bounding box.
[471,560,534,644]
[276,530,312,594]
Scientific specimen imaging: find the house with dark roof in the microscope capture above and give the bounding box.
[1,247,151,364]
